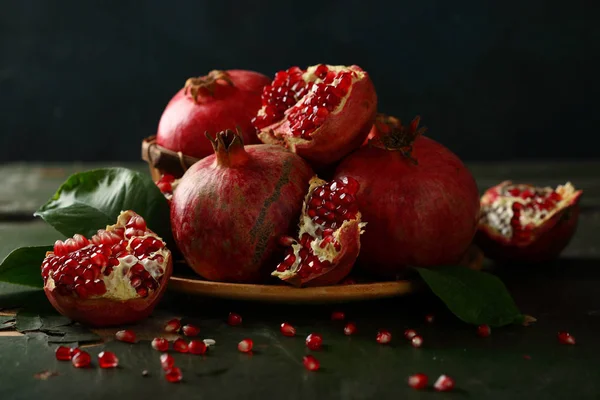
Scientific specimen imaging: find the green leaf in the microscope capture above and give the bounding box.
[34,167,173,245]
[15,311,43,332]
[415,266,524,327]
[0,246,50,288]
[0,316,16,330]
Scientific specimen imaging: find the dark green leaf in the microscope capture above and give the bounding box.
[34,167,173,245]
[415,266,524,327]
[0,246,50,288]
[40,315,72,330]
[15,311,43,332]
[0,316,16,330]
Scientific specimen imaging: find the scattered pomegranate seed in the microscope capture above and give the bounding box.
[404,329,417,340]
[280,322,296,337]
[72,351,91,368]
[98,351,119,368]
[165,366,183,383]
[238,338,253,353]
[557,331,576,345]
[55,345,72,361]
[433,374,455,392]
[331,311,345,321]
[407,373,428,390]
[228,312,242,326]
[182,324,200,337]
[425,314,435,324]
[203,338,216,347]
[70,347,82,357]
[160,353,175,371]
[305,333,323,351]
[343,322,357,336]
[173,338,189,353]
[376,330,392,344]
[142,369,149,377]
[411,335,423,348]
[303,355,320,371]
[477,324,491,337]
[164,318,181,333]
[115,329,136,343]
[151,337,169,352]
[188,340,208,355]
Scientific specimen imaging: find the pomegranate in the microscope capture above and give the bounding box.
[155,174,179,203]
[334,114,480,276]
[156,69,270,161]
[271,176,365,287]
[41,210,172,327]
[476,181,582,263]
[253,64,377,167]
[171,129,313,283]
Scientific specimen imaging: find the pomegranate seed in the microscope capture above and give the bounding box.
[434,374,455,392]
[558,331,576,345]
[98,351,119,368]
[142,369,149,377]
[165,366,183,383]
[376,330,392,344]
[151,337,169,352]
[302,355,320,371]
[408,373,428,390]
[115,329,136,343]
[343,322,357,336]
[203,338,216,347]
[188,340,208,355]
[238,338,253,353]
[164,318,181,333]
[306,333,323,351]
[411,335,423,348]
[182,324,200,337]
[228,312,242,326]
[55,345,72,361]
[331,311,345,321]
[425,314,435,323]
[280,322,296,337]
[160,353,175,371]
[173,338,189,353]
[477,324,491,337]
[404,329,417,340]
[72,351,91,368]
[70,347,82,357]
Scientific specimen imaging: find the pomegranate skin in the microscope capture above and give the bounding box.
[334,131,480,276]
[157,70,270,160]
[171,130,314,283]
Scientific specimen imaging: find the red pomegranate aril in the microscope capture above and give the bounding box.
[98,351,119,368]
[425,314,435,324]
[164,318,181,333]
[411,335,423,348]
[477,324,491,338]
[173,338,189,353]
[70,347,82,357]
[238,338,253,353]
[228,312,242,326]
[558,332,576,345]
[280,322,296,337]
[151,337,169,352]
[376,330,392,344]
[344,322,357,336]
[434,375,455,392]
[160,353,175,371]
[182,324,200,337]
[188,340,208,355]
[72,351,91,368]
[331,311,345,321]
[306,333,323,351]
[115,329,136,343]
[302,355,320,371]
[55,345,72,361]
[408,373,428,390]
[165,367,183,383]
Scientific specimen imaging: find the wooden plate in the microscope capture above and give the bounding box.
[168,245,483,304]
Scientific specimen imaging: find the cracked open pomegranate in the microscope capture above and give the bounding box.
[253,64,377,167]
[476,181,582,262]
[272,176,365,286]
[171,129,313,283]
[156,69,270,161]
[42,211,172,326]
[334,114,480,276]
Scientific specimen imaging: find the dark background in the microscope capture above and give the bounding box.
[1,0,598,162]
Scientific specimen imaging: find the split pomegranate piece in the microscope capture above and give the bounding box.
[272,176,366,287]
[253,64,377,166]
[41,211,172,327]
[477,181,582,262]
[98,351,119,368]
[408,373,428,390]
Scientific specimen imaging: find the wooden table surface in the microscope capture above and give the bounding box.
[1,161,599,399]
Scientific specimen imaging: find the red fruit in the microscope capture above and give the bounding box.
[228,312,242,326]
[98,351,119,368]
[331,311,345,321]
[407,373,428,390]
[72,351,91,368]
[160,353,175,371]
[344,322,357,336]
[55,346,72,361]
[302,355,320,371]
[411,335,423,348]
[254,64,377,167]
[434,375,455,392]
[376,330,392,344]
[280,322,296,337]
[182,324,200,337]
[404,329,417,340]
[188,340,208,355]
[156,69,270,163]
[476,181,582,263]
[171,129,314,283]
[155,174,178,203]
[558,332,576,345]
[151,337,169,352]
[70,347,82,358]
[164,318,181,333]
[334,115,480,276]
[41,211,173,327]
[477,324,491,338]
[306,333,323,350]
[173,338,189,353]
[271,176,365,286]
[238,339,253,353]
[115,329,136,343]
[165,367,183,383]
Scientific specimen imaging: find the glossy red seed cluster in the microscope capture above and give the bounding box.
[504,185,563,234]
[156,174,175,194]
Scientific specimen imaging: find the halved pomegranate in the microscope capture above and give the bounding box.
[253,64,377,167]
[41,211,172,326]
[476,181,582,262]
[272,176,365,287]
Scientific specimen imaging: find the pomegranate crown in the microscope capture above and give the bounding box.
[184,70,234,103]
[369,114,427,162]
[205,128,249,167]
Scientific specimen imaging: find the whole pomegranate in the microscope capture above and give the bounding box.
[476,181,582,263]
[170,129,314,283]
[253,64,377,167]
[334,115,480,276]
[42,211,172,327]
[272,176,365,287]
[156,69,270,161]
